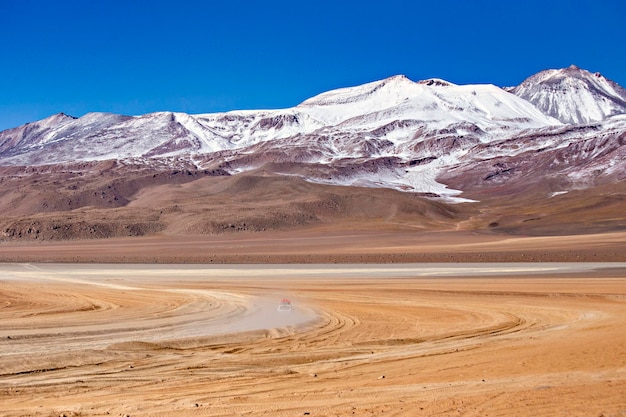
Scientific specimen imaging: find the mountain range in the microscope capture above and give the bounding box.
[1,65,625,241]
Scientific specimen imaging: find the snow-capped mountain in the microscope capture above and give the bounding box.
[509,65,626,125]
[297,75,559,130]
[0,67,624,202]
[0,74,561,164]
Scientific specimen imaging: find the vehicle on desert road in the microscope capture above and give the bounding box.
[277,298,294,312]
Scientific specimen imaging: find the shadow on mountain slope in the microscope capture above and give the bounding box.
[1,162,624,241]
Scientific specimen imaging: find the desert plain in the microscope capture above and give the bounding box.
[1,230,625,417]
[0,170,625,416]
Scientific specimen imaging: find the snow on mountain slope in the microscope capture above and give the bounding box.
[0,113,77,154]
[298,75,560,131]
[510,65,626,125]
[0,67,624,202]
[0,112,195,165]
[437,114,626,196]
[193,109,325,148]
[0,74,561,167]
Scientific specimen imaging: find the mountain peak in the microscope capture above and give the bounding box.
[417,78,454,87]
[47,112,77,123]
[385,74,410,82]
[298,75,418,108]
[510,66,626,124]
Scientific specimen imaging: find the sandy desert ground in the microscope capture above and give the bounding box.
[1,229,626,264]
[1,262,625,416]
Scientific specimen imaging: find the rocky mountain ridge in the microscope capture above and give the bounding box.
[0,66,624,204]
[509,65,626,125]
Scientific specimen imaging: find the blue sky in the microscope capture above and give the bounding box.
[1,0,624,131]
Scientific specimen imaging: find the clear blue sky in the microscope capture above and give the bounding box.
[1,0,625,131]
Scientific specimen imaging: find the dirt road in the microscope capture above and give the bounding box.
[1,263,625,416]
